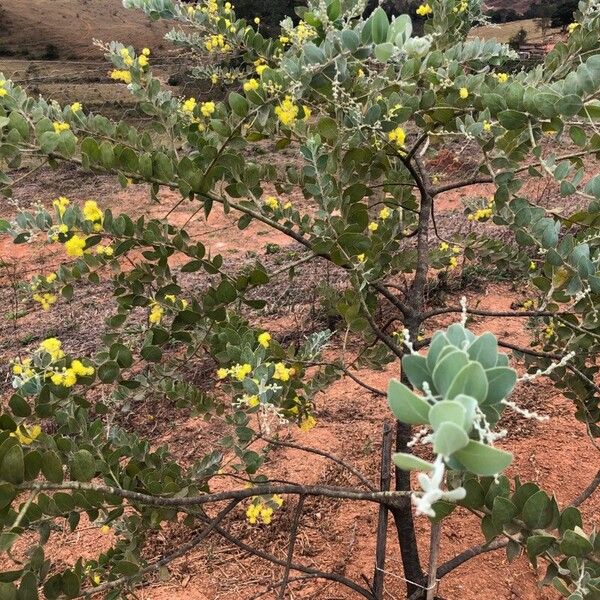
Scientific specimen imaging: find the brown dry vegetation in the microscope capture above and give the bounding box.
[0,4,598,600]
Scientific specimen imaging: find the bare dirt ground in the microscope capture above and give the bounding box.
[0,5,598,600]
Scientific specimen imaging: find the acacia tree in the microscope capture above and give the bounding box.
[0,0,599,598]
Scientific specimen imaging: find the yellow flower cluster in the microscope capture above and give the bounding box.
[70,102,82,113]
[453,0,468,13]
[149,302,164,324]
[11,358,33,377]
[64,234,87,257]
[468,197,494,222]
[275,96,299,127]
[83,200,103,230]
[110,70,132,84]
[0,79,7,97]
[217,363,253,381]
[201,101,216,117]
[53,196,70,216]
[568,22,580,34]
[11,425,41,445]
[439,242,461,254]
[379,206,392,220]
[258,332,271,348]
[273,362,293,382]
[368,221,378,232]
[53,122,70,134]
[51,359,94,388]
[96,244,114,257]
[254,58,268,76]
[299,414,316,432]
[493,72,509,84]
[204,34,231,53]
[264,196,279,210]
[459,87,469,99]
[544,322,555,339]
[120,47,134,67]
[241,394,260,407]
[182,97,197,114]
[357,253,366,263]
[289,20,316,44]
[243,78,260,92]
[416,3,433,16]
[246,495,283,525]
[483,120,492,132]
[522,299,534,310]
[388,126,406,148]
[33,292,57,311]
[439,242,461,270]
[40,338,65,361]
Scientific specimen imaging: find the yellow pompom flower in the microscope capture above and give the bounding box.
[567,22,580,34]
[299,415,317,432]
[483,120,492,132]
[64,235,87,257]
[264,196,279,210]
[53,196,70,216]
[243,394,260,407]
[459,87,469,99]
[258,332,271,348]
[254,16,260,24]
[274,96,299,126]
[449,256,459,270]
[416,3,433,16]
[181,97,197,114]
[149,303,164,324]
[11,425,41,445]
[83,200,103,223]
[46,273,57,283]
[40,338,64,361]
[138,54,149,68]
[142,47,151,56]
[71,360,94,377]
[33,292,57,311]
[388,126,406,148]
[100,525,111,534]
[201,101,216,117]
[529,261,536,270]
[53,122,70,134]
[243,78,260,92]
[110,69,132,84]
[255,64,267,76]
[439,242,449,251]
[368,222,378,232]
[379,206,391,220]
[217,367,229,379]
[211,73,219,84]
[232,363,252,381]
[70,102,82,113]
[495,72,509,84]
[273,362,292,382]
[357,253,366,263]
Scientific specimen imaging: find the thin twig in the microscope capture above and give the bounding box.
[278,495,306,600]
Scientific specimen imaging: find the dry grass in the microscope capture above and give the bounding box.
[470,18,562,44]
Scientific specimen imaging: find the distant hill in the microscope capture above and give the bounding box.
[0,0,170,59]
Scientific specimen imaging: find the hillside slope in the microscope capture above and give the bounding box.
[0,0,170,59]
